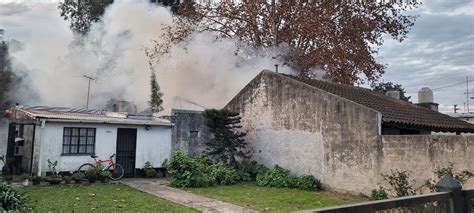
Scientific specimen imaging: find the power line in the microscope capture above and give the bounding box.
[406,79,474,93]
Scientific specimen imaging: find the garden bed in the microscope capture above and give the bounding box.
[185,182,368,212]
[21,183,199,212]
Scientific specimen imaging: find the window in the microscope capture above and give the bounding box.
[63,127,96,154]
[189,131,199,140]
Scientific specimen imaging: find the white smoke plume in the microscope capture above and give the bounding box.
[1,0,293,111]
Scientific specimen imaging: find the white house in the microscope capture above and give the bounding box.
[5,106,173,177]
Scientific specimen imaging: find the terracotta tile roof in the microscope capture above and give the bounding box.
[280,73,474,133]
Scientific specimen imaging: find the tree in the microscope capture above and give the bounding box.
[371,81,411,102]
[58,0,114,35]
[164,1,419,84]
[0,32,12,117]
[149,72,164,112]
[203,109,249,166]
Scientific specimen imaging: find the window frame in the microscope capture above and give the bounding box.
[62,127,96,155]
[189,130,199,140]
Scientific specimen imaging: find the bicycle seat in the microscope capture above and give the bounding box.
[90,155,98,159]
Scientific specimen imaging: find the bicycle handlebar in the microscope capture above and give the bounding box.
[110,153,116,159]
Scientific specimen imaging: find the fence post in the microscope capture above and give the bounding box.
[436,175,465,213]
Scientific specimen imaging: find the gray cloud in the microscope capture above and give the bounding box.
[378,6,474,113]
[0,3,29,16]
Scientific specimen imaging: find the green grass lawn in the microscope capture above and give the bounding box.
[185,182,368,212]
[22,183,199,212]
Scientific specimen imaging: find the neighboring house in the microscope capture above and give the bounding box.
[446,112,474,124]
[159,109,212,157]
[5,106,173,177]
[226,70,474,194]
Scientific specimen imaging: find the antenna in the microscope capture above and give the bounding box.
[83,75,95,109]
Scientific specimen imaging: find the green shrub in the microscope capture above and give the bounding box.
[235,161,269,181]
[296,175,322,191]
[0,178,27,211]
[71,173,85,183]
[256,165,290,188]
[167,151,214,188]
[209,164,239,185]
[371,187,389,200]
[143,161,157,178]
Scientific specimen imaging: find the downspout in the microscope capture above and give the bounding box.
[36,119,46,176]
[29,124,36,175]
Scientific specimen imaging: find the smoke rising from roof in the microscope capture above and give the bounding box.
[3,1,293,111]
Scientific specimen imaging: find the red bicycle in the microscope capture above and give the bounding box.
[77,153,124,180]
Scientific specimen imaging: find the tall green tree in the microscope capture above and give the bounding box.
[203,109,249,166]
[0,31,12,117]
[149,72,164,112]
[59,0,114,35]
[371,81,411,102]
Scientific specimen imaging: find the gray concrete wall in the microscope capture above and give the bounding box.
[170,109,212,156]
[0,118,8,168]
[379,135,474,190]
[226,70,474,194]
[227,70,382,192]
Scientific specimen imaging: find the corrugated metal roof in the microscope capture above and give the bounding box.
[19,106,173,126]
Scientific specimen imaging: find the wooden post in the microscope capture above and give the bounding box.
[436,175,466,213]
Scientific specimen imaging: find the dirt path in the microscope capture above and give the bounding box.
[120,178,257,213]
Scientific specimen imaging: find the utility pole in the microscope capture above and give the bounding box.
[465,76,471,113]
[83,75,95,109]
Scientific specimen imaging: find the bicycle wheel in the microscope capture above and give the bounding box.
[77,163,93,174]
[106,164,124,181]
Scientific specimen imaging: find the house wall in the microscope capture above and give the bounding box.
[0,118,8,168]
[379,135,474,190]
[34,122,172,175]
[170,109,212,156]
[226,71,382,192]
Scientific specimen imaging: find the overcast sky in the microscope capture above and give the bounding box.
[0,0,473,113]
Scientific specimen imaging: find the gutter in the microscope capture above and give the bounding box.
[41,118,174,127]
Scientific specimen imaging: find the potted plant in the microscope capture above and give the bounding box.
[20,173,30,186]
[45,159,62,185]
[86,166,100,183]
[143,161,157,178]
[71,173,85,184]
[99,171,112,183]
[63,176,72,184]
[32,176,43,186]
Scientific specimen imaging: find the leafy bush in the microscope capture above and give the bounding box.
[209,164,239,185]
[295,175,322,191]
[143,161,157,178]
[371,187,389,200]
[382,170,415,197]
[257,165,290,188]
[0,178,27,211]
[71,173,85,183]
[167,151,214,187]
[256,165,321,191]
[85,166,100,178]
[99,171,112,179]
[235,161,269,181]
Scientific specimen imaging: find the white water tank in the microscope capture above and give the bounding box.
[418,87,434,103]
